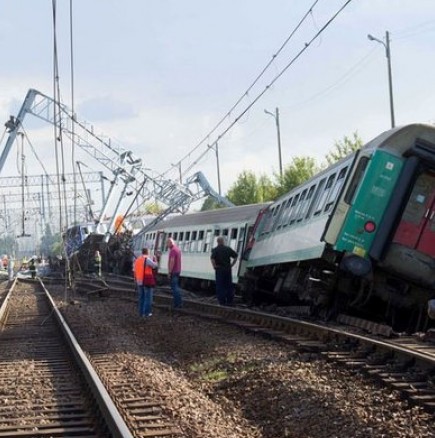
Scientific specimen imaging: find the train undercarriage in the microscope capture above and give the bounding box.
[241,251,435,335]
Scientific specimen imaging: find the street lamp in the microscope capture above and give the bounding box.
[264,107,283,178]
[367,31,395,128]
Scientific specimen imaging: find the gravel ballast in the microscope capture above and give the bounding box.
[57,294,435,438]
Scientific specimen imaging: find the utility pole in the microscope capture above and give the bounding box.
[215,142,222,196]
[264,107,283,178]
[368,31,395,128]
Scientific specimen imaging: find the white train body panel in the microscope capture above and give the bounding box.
[246,156,355,269]
[246,215,328,267]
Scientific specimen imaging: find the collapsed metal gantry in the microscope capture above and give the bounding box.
[0,88,233,237]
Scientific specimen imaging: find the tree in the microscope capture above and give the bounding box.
[227,171,276,205]
[325,131,363,165]
[275,156,318,198]
[200,196,226,211]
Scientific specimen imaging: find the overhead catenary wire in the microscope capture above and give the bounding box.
[182,0,355,176]
[21,127,56,185]
[52,0,64,233]
[52,0,72,297]
[281,46,378,112]
[165,0,322,177]
[69,0,77,225]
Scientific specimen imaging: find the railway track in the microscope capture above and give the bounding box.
[0,278,132,437]
[75,274,435,416]
[36,277,182,437]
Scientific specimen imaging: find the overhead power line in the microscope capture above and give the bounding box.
[166,0,322,176]
[182,0,355,175]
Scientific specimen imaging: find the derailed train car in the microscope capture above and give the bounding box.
[132,123,435,333]
[244,123,435,333]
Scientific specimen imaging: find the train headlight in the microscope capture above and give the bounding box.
[364,221,376,233]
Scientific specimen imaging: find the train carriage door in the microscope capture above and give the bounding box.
[393,171,435,257]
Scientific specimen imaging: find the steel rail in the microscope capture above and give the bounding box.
[37,278,134,438]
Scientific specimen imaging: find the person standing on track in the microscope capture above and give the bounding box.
[141,248,158,317]
[211,236,238,306]
[134,248,157,318]
[167,238,182,308]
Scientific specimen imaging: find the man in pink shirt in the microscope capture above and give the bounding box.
[167,237,182,308]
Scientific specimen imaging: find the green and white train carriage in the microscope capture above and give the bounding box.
[244,123,435,332]
[136,203,267,288]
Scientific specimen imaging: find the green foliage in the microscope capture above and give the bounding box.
[325,131,363,165]
[226,170,276,205]
[274,156,318,198]
[200,196,226,211]
[142,202,165,215]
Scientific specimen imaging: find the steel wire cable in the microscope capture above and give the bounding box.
[182,0,355,175]
[161,0,322,177]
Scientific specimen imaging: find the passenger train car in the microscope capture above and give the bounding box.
[133,203,268,288]
[131,123,435,333]
[244,123,435,333]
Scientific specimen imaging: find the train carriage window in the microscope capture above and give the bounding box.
[281,197,293,227]
[237,227,245,253]
[173,232,178,241]
[324,166,348,212]
[214,229,220,237]
[288,194,300,225]
[160,233,167,252]
[222,228,229,237]
[260,208,274,237]
[304,184,318,219]
[296,189,309,222]
[230,227,238,250]
[197,230,205,252]
[344,157,369,204]
[204,229,212,252]
[310,179,326,216]
[271,202,285,231]
[185,231,191,251]
[314,174,335,215]
[298,185,315,220]
[191,230,198,252]
[277,198,291,229]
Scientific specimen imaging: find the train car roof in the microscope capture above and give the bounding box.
[363,123,435,155]
[266,123,435,208]
[145,203,269,232]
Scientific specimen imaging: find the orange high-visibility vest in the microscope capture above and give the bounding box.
[134,255,145,283]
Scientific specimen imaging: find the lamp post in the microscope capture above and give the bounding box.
[367,31,395,128]
[264,107,283,178]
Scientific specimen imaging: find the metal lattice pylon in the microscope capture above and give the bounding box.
[0,89,233,235]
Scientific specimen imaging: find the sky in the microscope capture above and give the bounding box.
[1,0,435,219]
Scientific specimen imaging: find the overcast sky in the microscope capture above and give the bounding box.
[1,0,435,204]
